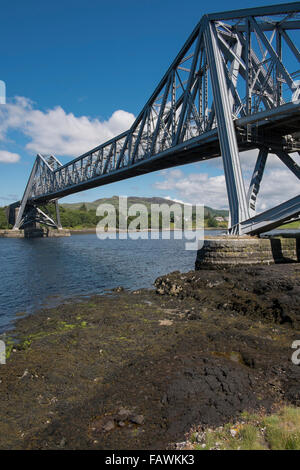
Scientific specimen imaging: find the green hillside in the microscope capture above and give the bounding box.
[60,196,229,229]
[0,196,229,230]
[61,196,229,217]
[1,197,299,230]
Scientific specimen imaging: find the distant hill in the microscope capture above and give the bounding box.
[61,196,229,218]
[0,197,229,230]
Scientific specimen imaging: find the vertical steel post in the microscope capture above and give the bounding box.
[276,28,282,106]
[204,18,249,231]
[55,200,62,229]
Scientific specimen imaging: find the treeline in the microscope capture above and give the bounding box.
[0,207,9,229]
[58,204,226,229]
[54,204,184,229]
[0,203,227,230]
[59,205,99,228]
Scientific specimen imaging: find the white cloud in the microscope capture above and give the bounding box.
[155,171,228,209]
[208,150,300,175]
[0,150,20,163]
[0,96,135,158]
[257,168,300,211]
[155,163,300,212]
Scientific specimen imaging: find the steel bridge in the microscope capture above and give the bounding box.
[9,2,300,235]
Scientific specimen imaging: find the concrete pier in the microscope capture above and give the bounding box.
[0,228,71,238]
[195,235,300,268]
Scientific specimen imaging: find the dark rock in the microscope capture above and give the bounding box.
[130,415,144,425]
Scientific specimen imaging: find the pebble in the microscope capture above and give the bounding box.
[159,319,173,326]
[59,437,66,448]
[118,407,131,420]
[130,414,144,425]
[103,420,115,432]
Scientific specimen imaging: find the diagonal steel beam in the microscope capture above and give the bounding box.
[250,16,297,93]
[274,149,300,179]
[13,156,40,230]
[279,26,300,62]
[247,147,268,216]
[174,26,203,145]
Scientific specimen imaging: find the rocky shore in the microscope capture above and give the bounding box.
[0,263,299,449]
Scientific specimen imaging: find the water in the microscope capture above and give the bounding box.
[1,228,299,332]
[0,230,224,332]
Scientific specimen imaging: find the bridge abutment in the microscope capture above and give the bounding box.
[195,235,300,268]
[0,228,71,238]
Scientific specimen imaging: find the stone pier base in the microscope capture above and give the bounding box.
[195,235,300,269]
[0,228,71,238]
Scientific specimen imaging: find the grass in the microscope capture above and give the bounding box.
[264,407,300,450]
[191,407,300,450]
[278,221,300,229]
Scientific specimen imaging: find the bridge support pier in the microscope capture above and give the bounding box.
[0,228,70,238]
[195,235,300,268]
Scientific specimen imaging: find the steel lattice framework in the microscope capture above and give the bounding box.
[10,2,300,234]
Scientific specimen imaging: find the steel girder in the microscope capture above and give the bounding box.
[12,3,300,234]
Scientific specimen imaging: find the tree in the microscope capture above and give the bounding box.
[206,215,218,228]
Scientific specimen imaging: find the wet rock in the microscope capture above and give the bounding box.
[155,264,300,326]
[186,312,201,321]
[59,437,66,448]
[130,415,144,425]
[117,407,131,420]
[103,420,115,432]
[1,263,299,451]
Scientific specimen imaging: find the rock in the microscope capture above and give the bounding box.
[118,407,131,420]
[186,312,201,321]
[159,319,173,326]
[130,414,144,425]
[103,420,115,432]
[19,369,29,380]
[59,437,66,448]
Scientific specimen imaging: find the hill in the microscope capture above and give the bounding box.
[0,197,230,230]
[61,196,229,218]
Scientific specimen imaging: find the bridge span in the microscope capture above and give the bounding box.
[9,3,300,235]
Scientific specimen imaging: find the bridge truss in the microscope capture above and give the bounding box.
[11,2,300,234]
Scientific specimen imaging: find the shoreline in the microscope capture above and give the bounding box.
[0,263,299,449]
[70,227,225,234]
[70,227,300,236]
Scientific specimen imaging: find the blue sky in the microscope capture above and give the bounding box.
[0,0,299,209]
